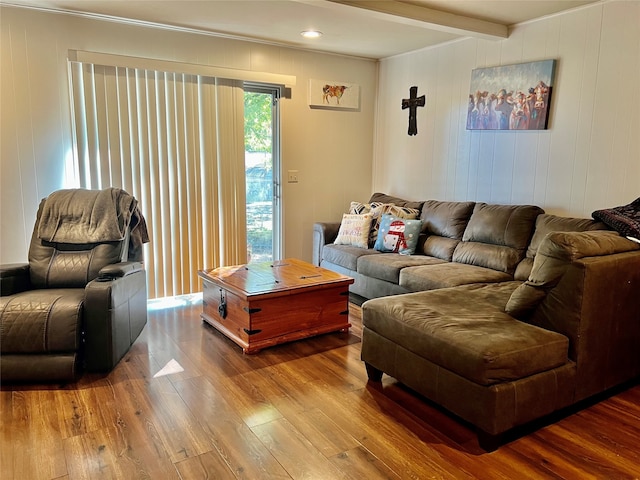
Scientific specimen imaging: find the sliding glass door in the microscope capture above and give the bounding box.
[68,60,283,296]
[244,86,281,263]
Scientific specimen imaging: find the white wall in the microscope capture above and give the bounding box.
[374,0,639,217]
[0,6,377,264]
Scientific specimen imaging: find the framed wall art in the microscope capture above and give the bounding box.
[467,59,557,130]
[309,79,360,110]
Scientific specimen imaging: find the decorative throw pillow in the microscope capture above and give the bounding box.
[380,203,420,220]
[348,201,419,247]
[334,213,373,249]
[369,204,420,246]
[592,197,640,242]
[373,214,423,255]
[349,201,383,215]
[350,201,384,246]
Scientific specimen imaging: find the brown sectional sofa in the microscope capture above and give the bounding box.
[313,193,640,449]
[314,193,549,299]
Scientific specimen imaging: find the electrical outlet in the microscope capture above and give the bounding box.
[287,170,299,183]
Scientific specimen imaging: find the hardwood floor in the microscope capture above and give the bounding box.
[2,299,640,479]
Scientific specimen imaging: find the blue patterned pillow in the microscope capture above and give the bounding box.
[350,201,419,247]
[373,214,423,255]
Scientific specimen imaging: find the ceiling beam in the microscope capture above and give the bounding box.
[323,0,508,40]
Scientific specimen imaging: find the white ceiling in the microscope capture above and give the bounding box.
[3,0,600,59]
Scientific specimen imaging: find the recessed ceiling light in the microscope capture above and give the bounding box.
[301,30,323,39]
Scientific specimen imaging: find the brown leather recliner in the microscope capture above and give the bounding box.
[0,188,148,383]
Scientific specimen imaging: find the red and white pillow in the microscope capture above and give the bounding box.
[349,201,420,247]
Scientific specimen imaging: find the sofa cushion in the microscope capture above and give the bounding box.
[322,243,380,271]
[420,200,475,238]
[417,236,461,262]
[368,192,424,211]
[399,262,513,292]
[334,213,373,249]
[506,231,640,318]
[0,289,84,353]
[362,283,569,386]
[526,214,608,259]
[357,254,446,284]
[515,214,608,281]
[419,200,475,260]
[452,203,543,274]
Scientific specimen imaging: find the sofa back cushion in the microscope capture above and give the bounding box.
[526,214,608,258]
[368,192,424,211]
[418,200,475,261]
[452,203,543,274]
[514,214,608,280]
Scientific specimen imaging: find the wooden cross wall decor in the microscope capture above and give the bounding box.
[401,86,425,136]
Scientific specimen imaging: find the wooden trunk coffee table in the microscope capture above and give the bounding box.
[197,258,354,354]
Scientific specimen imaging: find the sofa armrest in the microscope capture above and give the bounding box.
[84,268,147,372]
[507,231,639,317]
[312,222,341,266]
[0,263,31,296]
[540,249,640,400]
[97,261,144,281]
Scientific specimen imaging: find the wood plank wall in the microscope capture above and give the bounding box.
[374,1,640,218]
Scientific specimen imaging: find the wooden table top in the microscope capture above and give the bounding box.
[198,258,354,299]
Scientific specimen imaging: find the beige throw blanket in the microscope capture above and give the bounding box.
[38,188,149,253]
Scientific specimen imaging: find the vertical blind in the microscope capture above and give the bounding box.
[68,61,247,299]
